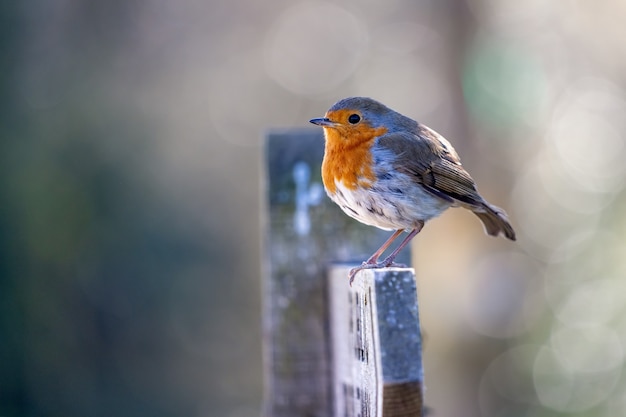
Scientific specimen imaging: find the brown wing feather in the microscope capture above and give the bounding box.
[377,129,483,208]
[376,128,516,241]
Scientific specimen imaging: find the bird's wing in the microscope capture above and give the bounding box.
[376,127,484,207]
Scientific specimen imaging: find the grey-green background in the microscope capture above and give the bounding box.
[2,1,626,416]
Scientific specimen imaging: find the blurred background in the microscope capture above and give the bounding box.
[1,1,626,416]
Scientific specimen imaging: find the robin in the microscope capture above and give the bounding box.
[310,97,516,284]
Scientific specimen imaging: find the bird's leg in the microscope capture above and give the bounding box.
[348,229,403,285]
[362,229,404,265]
[348,223,423,285]
[379,220,424,267]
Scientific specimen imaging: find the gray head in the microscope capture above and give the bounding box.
[309,97,417,133]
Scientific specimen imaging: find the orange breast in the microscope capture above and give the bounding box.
[321,125,387,194]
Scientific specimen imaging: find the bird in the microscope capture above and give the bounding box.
[309,97,515,284]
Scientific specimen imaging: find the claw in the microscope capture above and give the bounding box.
[348,261,408,286]
[347,223,423,286]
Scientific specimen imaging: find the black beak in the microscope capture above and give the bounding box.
[309,117,336,127]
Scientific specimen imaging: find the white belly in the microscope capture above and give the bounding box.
[328,178,452,231]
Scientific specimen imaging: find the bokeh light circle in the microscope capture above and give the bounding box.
[264,1,368,96]
[354,57,448,118]
[548,78,626,193]
[479,344,541,413]
[510,157,602,258]
[543,230,626,322]
[463,252,543,338]
[550,325,624,374]
[533,334,622,413]
[209,51,301,147]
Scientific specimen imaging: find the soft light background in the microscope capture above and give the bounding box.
[1,1,625,416]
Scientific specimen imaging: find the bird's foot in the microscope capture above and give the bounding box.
[348,260,408,286]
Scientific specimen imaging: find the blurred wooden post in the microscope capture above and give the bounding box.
[263,130,420,417]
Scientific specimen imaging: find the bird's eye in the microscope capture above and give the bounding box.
[348,114,361,124]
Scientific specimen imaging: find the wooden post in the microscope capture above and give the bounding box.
[329,266,424,417]
[263,130,419,417]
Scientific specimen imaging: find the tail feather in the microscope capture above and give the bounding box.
[473,203,516,241]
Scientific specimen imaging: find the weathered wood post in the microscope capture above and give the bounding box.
[263,129,423,417]
[329,266,423,417]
